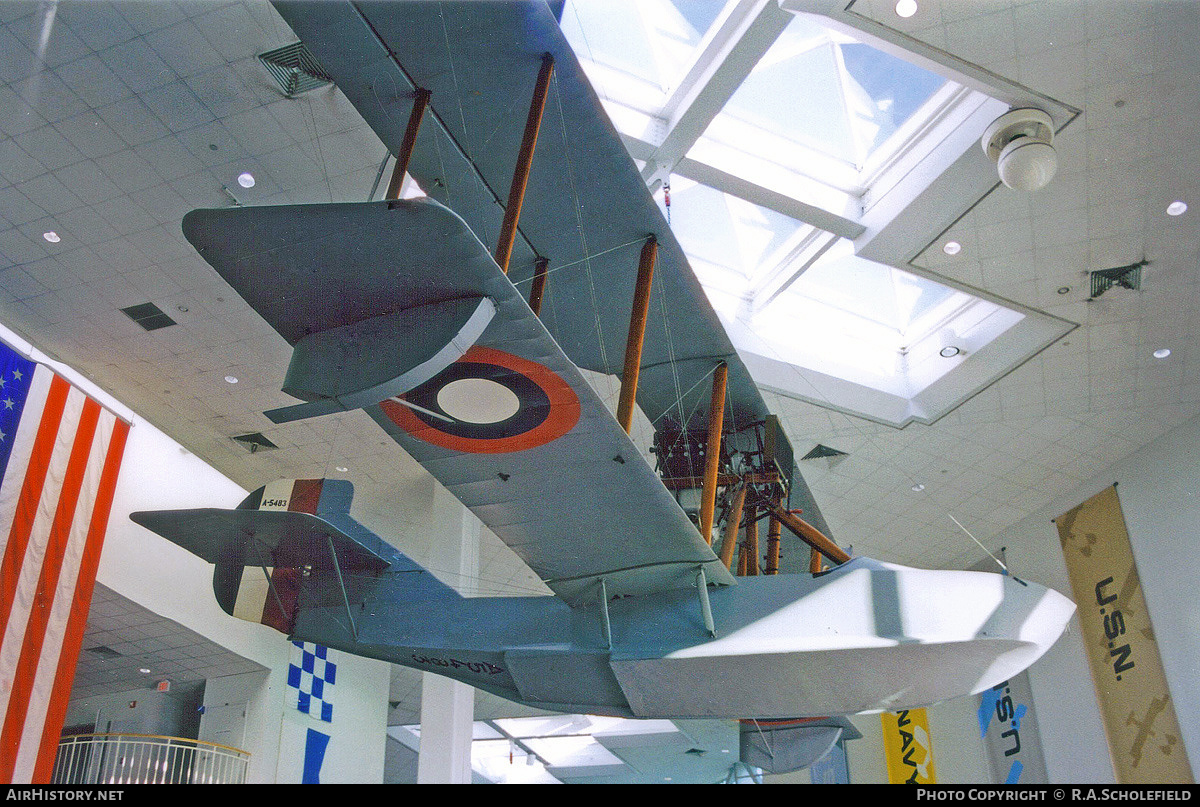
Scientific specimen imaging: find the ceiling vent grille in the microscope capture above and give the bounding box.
[258,42,333,97]
[86,645,122,659]
[232,433,278,453]
[801,444,847,461]
[1088,260,1146,300]
[120,302,176,331]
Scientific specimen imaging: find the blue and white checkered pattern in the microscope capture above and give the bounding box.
[287,641,336,722]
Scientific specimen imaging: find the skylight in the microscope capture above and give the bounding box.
[561,0,1074,427]
[691,12,948,207]
[560,0,726,110]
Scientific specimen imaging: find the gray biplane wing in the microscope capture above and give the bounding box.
[262,0,833,564]
[271,0,768,432]
[182,199,735,604]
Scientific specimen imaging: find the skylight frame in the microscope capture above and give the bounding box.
[562,0,1079,428]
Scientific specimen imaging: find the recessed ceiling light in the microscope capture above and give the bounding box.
[237,172,256,188]
[911,483,925,492]
[335,466,348,473]
[942,240,961,255]
[139,668,151,674]
[42,231,60,243]
[1153,348,1171,359]
[1057,286,1070,295]
[895,0,918,18]
[224,375,239,384]
[1167,200,1188,216]
[939,346,961,357]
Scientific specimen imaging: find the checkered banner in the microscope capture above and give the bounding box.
[288,641,336,722]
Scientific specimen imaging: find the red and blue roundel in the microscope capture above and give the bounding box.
[379,346,581,454]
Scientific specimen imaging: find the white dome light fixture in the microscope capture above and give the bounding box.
[981,108,1058,192]
[895,0,918,18]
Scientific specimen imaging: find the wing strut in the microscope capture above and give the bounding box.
[385,88,430,200]
[764,502,851,566]
[495,52,555,275]
[698,361,729,545]
[529,257,549,316]
[324,533,359,642]
[739,502,758,576]
[616,236,658,434]
[718,483,747,571]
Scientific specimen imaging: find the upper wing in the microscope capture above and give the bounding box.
[271,0,770,431]
[182,198,735,604]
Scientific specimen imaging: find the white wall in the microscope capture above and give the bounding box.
[985,413,1200,783]
[90,414,391,783]
[784,414,1200,785]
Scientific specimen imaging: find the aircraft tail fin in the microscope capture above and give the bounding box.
[131,478,454,635]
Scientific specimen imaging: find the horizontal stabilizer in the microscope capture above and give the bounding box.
[130,478,442,634]
[265,296,497,424]
[129,508,391,575]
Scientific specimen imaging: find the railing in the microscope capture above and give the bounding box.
[52,734,250,785]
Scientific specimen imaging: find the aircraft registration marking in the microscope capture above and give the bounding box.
[411,653,504,676]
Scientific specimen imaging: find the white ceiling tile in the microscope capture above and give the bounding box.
[0,83,47,137]
[52,159,125,205]
[53,54,134,109]
[96,36,178,92]
[12,123,84,171]
[143,19,229,79]
[17,69,89,124]
[53,110,127,164]
[52,203,122,246]
[137,79,212,133]
[0,136,43,184]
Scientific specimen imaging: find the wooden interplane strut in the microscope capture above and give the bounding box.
[616,237,658,433]
[742,504,758,576]
[529,257,549,316]
[718,483,746,570]
[495,53,555,274]
[765,501,850,566]
[698,362,728,545]
[385,88,431,201]
[766,496,782,575]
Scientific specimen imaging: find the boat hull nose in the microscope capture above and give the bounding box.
[608,561,1077,718]
[973,575,1075,692]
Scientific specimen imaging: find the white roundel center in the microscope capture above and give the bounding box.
[436,378,521,424]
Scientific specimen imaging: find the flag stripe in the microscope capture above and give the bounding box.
[0,349,130,784]
[0,395,100,781]
[0,374,70,637]
[0,376,78,730]
[30,416,128,783]
[15,404,109,782]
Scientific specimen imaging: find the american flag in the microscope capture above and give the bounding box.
[0,341,129,783]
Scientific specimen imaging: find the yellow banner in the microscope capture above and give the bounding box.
[1056,485,1192,783]
[881,708,936,784]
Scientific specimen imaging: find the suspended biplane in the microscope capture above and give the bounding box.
[131,0,1073,773]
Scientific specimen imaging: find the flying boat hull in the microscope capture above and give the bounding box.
[291,555,1074,719]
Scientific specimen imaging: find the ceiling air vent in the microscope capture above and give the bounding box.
[87,645,122,659]
[232,432,278,453]
[121,302,176,331]
[1088,260,1146,300]
[258,42,333,97]
[801,444,847,461]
